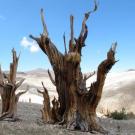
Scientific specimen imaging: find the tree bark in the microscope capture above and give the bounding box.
[0,49,28,121]
[30,3,117,133]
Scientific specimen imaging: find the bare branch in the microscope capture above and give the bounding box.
[47,69,56,86]
[41,8,48,36]
[29,35,40,43]
[111,42,117,53]
[80,13,89,37]
[30,34,64,71]
[16,85,29,100]
[63,33,67,54]
[89,44,117,107]
[41,81,48,94]
[9,49,19,83]
[18,51,21,62]
[69,15,75,52]
[15,78,25,90]
[84,71,95,81]
[70,15,74,44]
[80,0,98,37]
[16,90,28,99]
[3,73,10,82]
[37,89,44,94]
[93,0,98,13]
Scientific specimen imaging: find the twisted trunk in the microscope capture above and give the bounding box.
[0,49,28,121]
[30,3,117,133]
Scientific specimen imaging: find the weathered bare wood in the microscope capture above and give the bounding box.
[63,33,67,54]
[37,89,44,94]
[30,10,66,118]
[70,15,74,43]
[16,85,29,100]
[41,8,48,36]
[38,82,51,122]
[47,70,56,86]
[0,49,26,121]
[15,78,25,90]
[30,1,116,133]
[9,48,19,83]
[83,71,95,81]
[70,15,74,52]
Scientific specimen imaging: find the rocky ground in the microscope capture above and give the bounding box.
[0,102,135,135]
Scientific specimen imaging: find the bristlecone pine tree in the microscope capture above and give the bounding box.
[30,2,117,133]
[0,49,28,121]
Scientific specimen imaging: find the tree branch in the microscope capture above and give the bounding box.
[89,43,117,107]
[3,73,10,82]
[16,85,29,100]
[69,15,75,52]
[37,89,44,95]
[47,69,56,86]
[79,0,98,41]
[41,81,48,94]
[9,49,19,84]
[16,90,27,99]
[70,15,74,44]
[15,78,25,90]
[83,71,95,81]
[29,35,40,43]
[63,33,67,54]
[30,9,65,71]
[41,8,48,37]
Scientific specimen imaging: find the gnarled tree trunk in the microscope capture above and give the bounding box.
[30,2,117,133]
[0,49,28,121]
[37,82,60,123]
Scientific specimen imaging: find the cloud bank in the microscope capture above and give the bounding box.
[20,37,39,53]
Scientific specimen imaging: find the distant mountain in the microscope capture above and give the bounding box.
[26,68,49,76]
[127,69,135,72]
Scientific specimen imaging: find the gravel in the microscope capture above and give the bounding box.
[0,102,135,135]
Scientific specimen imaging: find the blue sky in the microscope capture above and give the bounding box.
[0,0,135,72]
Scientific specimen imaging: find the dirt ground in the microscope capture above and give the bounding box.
[0,102,135,135]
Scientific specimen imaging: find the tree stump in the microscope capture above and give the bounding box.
[0,49,28,121]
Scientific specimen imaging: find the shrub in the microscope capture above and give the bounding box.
[110,108,127,120]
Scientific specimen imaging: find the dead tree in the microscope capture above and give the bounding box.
[37,82,59,123]
[30,2,117,133]
[0,49,28,121]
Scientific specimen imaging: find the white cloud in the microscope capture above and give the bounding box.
[20,37,39,53]
[30,45,39,52]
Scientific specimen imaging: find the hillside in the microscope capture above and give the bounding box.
[15,69,135,113]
